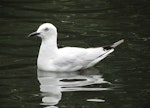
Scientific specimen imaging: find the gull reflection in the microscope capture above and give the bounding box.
[37,68,111,106]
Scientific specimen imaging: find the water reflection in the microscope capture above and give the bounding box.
[37,68,111,106]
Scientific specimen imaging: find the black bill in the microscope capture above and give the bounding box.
[28,32,40,37]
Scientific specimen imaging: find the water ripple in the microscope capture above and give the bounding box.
[37,68,112,106]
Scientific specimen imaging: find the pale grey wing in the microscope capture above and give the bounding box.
[84,39,124,68]
[55,39,124,71]
[54,47,88,71]
[58,47,109,69]
[84,49,114,68]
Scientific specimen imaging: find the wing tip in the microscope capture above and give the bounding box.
[111,39,124,48]
[103,39,124,50]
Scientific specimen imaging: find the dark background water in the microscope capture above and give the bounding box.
[0,0,150,108]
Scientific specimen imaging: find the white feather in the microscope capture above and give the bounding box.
[29,23,123,72]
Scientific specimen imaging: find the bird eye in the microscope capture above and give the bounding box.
[44,28,49,31]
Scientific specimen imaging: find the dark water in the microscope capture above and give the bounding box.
[0,0,150,108]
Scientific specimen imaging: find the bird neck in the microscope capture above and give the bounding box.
[39,35,58,58]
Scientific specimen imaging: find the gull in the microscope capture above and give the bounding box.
[28,23,124,72]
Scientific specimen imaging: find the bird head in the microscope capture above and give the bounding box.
[28,23,57,39]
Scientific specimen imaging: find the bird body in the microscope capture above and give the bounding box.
[28,23,124,72]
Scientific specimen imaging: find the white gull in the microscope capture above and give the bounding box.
[28,23,124,72]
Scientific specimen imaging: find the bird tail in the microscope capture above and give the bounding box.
[103,39,124,50]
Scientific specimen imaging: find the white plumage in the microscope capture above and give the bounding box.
[28,23,124,72]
